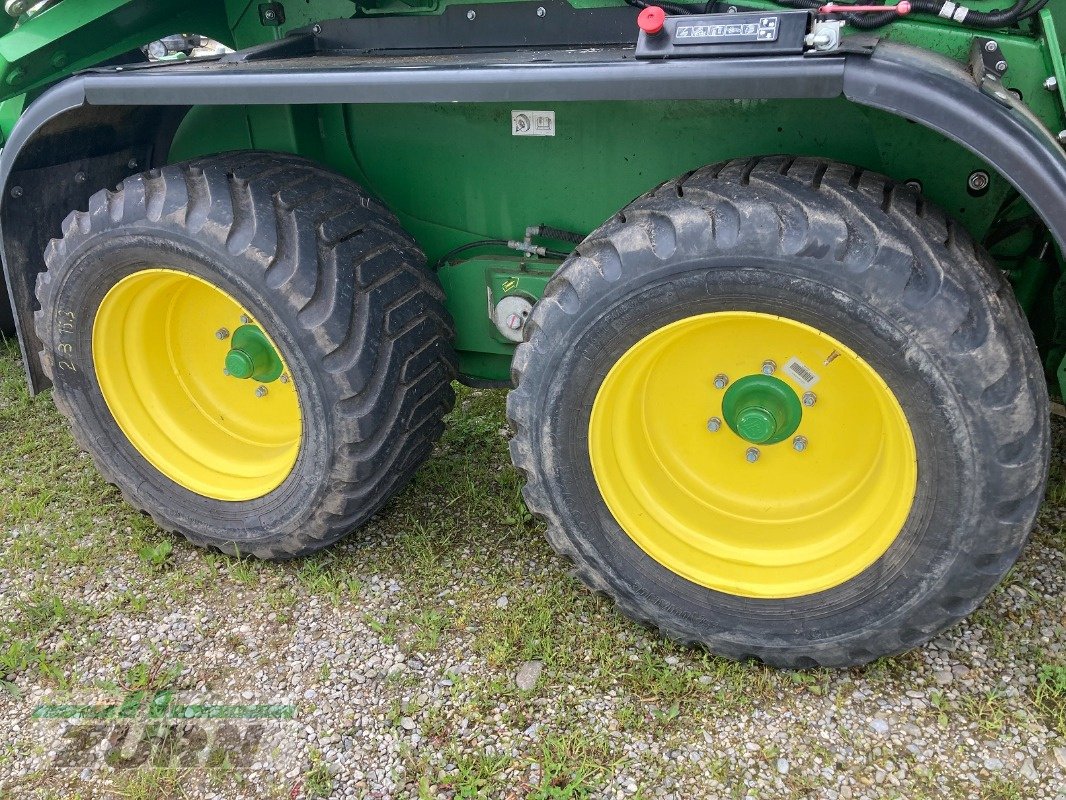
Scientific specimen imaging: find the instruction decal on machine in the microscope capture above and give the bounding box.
[512,111,556,137]
[674,17,780,44]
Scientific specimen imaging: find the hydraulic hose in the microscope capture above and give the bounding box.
[775,0,1042,29]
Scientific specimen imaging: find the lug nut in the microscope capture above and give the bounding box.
[745,447,760,463]
[280,373,290,384]
[713,373,729,390]
[793,436,808,452]
[802,391,817,407]
[215,327,229,340]
[255,386,268,398]
[761,359,776,375]
[707,417,722,432]
[240,314,251,324]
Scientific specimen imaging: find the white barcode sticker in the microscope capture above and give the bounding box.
[783,356,819,389]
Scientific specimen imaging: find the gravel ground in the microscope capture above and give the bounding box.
[0,339,1064,800]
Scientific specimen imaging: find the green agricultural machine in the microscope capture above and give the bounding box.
[1,0,1063,668]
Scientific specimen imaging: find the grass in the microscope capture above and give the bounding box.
[1035,662,1066,736]
[0,337,1064,798]
[114,766,190,799]
[302,749,334,798]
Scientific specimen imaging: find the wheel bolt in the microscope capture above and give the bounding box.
[761,359,776,375]
[793,435,808,452]
[240,314,251,324]
[745,447,760,463]
[707,417,721,432]
[713,373,729,390]
[215,327,229,340]
[967,171,990,193]
[802,391,817,407]
[280,373,290,384]
[255,386,268,398]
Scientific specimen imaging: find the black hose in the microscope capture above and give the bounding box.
[776,0,1043,30]
[1017,0,1050,20]
[433,239,510,270]
[432,239,571,270]
[905,0,1030,28]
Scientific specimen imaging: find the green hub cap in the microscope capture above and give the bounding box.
[224,324,284,383]
[721,374,803,444]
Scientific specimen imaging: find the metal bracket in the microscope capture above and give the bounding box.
[258,3,285,27]
[969,37,1016,108]
[969,37,1008,84]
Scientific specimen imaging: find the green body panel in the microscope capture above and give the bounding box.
[4,0,1066,384]
[170,96,1015,381]
[0,1,230,121]
[436,256,560,379]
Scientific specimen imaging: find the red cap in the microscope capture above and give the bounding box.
[637,6,666,35]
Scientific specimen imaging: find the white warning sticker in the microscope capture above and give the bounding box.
[512,110,556,137]
[783,356,820,389]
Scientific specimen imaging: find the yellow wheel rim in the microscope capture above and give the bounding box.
[93,269,302,501]
[588,311,917,598]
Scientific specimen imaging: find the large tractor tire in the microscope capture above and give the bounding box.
[508,156,1049,668]
[35,152,456,558]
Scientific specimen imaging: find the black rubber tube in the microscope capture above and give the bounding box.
[776,0,1039,30]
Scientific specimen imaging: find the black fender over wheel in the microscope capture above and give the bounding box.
[508,156,1049,668]
[35,152,457,558]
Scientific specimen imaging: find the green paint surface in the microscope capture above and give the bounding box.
[3,0,1066,383]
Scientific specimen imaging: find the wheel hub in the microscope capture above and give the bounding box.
[721,374,803,445]
[224,324,283,382]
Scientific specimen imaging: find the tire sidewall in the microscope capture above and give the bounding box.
[43,228,334,543]
[533,258,981,660]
